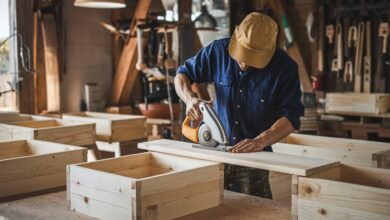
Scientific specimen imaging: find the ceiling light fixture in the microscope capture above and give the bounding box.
[74,0,126,9]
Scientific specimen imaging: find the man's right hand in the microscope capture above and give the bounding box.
[186,97,202,121]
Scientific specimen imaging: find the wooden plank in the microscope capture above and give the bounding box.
[326,93,390,115]
[41,13,61,112]
[111,0,152,105]
[0,190,291,220]
[284,133,390,151]
[0,140,86,199]
[138,139,340,176]
[298,177,390,218]
[68,152,222,219]
[63,112,146,142]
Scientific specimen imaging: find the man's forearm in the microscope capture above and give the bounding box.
[174,73,195,103]
[255,117,296,146]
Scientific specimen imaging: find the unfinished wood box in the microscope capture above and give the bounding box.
[0,119,95,147]
[269,134,390,200]
[0,112,52,123]
[326,93,390,115]
[297,164,390,219]
[0,139,87,200]
[68,152,223,220]
[63,112,146,142]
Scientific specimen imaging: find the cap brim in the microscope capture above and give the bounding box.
[228,33,276,69]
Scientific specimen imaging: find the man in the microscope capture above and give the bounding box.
[174,12,304,197]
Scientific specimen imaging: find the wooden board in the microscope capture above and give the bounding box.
[278,133,390,167]
[298,164,390,219]
[326,93,390,115]
[138,139,340,176]
[269,134,390,200]
[110,0,152,105]
[63,112,146,142]
[68,152,222,220]
[0,119,95,147]
[0,190,291,220]
[0,140,86,200]
[41,13,61,112]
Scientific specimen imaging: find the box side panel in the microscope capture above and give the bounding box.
[63,115,112,137]
[140,164,221,219]
[70,193,130,220]
[110,118,146,142]
[36,124,95,146]
[68,165,133,210]
[0,150,84,183]
[298,177,390,218]
[0,173,65,198]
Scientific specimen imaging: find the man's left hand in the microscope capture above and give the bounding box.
[229,138,267,153]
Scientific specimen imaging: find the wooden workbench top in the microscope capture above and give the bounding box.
[0,191,291,220]
[138,139,340,176]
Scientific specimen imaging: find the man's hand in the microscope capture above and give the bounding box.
[229,138,267,153]
[186,97,202,121]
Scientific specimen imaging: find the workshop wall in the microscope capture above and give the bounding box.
[61,0,112,112]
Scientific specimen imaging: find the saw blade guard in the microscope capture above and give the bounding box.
[199,102,229,145]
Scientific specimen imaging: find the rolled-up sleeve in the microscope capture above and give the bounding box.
[275,65,304,130]
[176,43,214,83]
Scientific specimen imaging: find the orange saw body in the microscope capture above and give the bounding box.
[181,102,230,151]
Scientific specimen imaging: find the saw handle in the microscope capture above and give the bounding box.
[182,115,200,143]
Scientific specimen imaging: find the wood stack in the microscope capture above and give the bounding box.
[300,108,318,132]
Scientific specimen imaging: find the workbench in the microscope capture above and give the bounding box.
[0,190,291,220]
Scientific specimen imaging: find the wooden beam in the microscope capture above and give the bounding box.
[138,139,340,176]
[41,13,60,112]
[269,0,313,92]
[110,0,152,106]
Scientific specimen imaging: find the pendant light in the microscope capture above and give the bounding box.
[74,0,126,9]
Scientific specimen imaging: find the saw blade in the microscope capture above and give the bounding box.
[198,124,218,148]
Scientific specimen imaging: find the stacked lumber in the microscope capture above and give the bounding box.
[300,108,318,132]
[326,93,390,115]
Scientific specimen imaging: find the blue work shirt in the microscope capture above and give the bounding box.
[177,38,304,146]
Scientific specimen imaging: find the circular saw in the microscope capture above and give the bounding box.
[182,102,230,151]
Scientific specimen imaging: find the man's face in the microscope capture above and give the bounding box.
[237,61,249,71]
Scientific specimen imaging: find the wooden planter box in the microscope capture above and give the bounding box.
[279,133,390,168]
[0,140,86,200]
[0,119,95,147]
[269,134,390,200]
[326,93,390,115]
[296,164,390,219]
[0,112,52,123]
[63,112,146,142]
[67,152,223,220]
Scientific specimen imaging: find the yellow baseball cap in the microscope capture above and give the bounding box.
[229,12,278,69]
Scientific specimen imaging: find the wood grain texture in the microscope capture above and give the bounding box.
[0,140,86,199]
[0,119,95,146]
[63,112,146,142]
[68,152,222,220]
[41,14,61,112]
[326,93,390,115]
[138,139,340,176]
[0,190,291,220]
[111,0,152,105]
[298,164,390,220]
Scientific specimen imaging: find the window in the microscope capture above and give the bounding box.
[0,0,18,110]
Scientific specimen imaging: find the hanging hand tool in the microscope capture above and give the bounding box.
[375,22,388,92]
[336,23,344,71]
[326,25,335,44]
[136,27,146,70]
[363,21,371,93]
[379,22,389,54]
[344,61,353,84]
[354,22,365,93]
[182,102,230,152]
